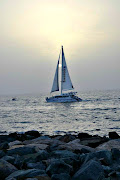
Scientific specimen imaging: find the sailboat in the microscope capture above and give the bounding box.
[46,46,82,102]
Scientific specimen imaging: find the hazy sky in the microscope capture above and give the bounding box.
[0,0,120,95]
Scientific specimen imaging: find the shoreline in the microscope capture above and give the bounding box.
[0,130,120,179]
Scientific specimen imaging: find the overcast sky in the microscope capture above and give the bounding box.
[0,0,120,95]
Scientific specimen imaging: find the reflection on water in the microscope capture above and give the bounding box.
[0,90,120,136]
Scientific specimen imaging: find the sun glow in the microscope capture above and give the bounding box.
[5,0,104,57]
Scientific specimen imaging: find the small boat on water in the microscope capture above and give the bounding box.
[46,46,82,102]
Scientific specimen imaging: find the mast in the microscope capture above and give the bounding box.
[61,45,63,95]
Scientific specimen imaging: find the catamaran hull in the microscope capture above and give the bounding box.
[46,96,82,103]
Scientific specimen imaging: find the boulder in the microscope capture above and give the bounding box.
[0,159,17,179]
[0,135,16,143]
[0,150,5,158]
[46,159,73,176]
[13,154,24,169]
[84,150,113,165]
[23,137,64,148]
[109,132,120,139]
[111,148,120,160]
[80,136,109,148]
[23,150,49,164]
[96,139,120,151]
[9,140,23,148]
[51,150,78,160]
[26,162,46,170]
[78,133,92,139]
[57,139,94,153]
[34,176,51,180]
[51,173,71,180]
[26,144,49,151]
[25,130,41,138]
[72,160,104,180]
[5,169,46,180]
[53,134,76,143]
[102,165,112,177]
[0,141,9,150]
[7,145,36,156]
[1,155,15,164]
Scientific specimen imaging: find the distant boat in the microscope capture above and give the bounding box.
[46,46,82,102]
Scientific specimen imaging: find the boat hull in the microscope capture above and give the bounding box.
[46,94,82,103]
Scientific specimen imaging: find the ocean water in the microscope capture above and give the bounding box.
[0,90,120,137]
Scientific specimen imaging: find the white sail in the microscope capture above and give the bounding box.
[61,46,74,92]
[51,59,59,93]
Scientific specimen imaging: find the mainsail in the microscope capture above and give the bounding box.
[51,57,60,93]
[61,46,74,92]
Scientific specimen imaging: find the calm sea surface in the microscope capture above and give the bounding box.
[0,90,120,136]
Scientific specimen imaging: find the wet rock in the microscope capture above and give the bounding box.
[5,169,46,180]
[109,132,120,139]
[96,139,120,151]
[54,134,76,143]
[72,160,104,180]
[78,133,92,139]
[0,135,16,143]
[0,141,9,150]
[0,159,17,179]
[7,145,36,156]
[46,159,73,176]
[0,150,5,158]
[25,130,41,138]
[9,132,28,141]
[51,173,71,180]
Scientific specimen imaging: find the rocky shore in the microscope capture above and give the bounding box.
[0,131,120,180]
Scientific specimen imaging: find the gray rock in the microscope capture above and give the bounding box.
[51,173,71,180]
[84,150,113,165]
[111,148,120,160]
[109,131,120,139]
[72,160,104,180]
[7,146,36,156]
[0,141,9,150]
[25,130,41,138]
[0,150,5,158]
[102,165,112,176]
[26,162,46,170]
[13,154,24,169]
[9,140,23,148]
[58,139,94,153]
[0,159,17,179]
[1,155,15,164]
[96,139,120,151]
[35,150,49,161]
[46,159,73,176]
[5,169,46,180]
[51,150,78,160]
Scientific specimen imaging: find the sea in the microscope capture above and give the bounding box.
[0,90,120,137]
